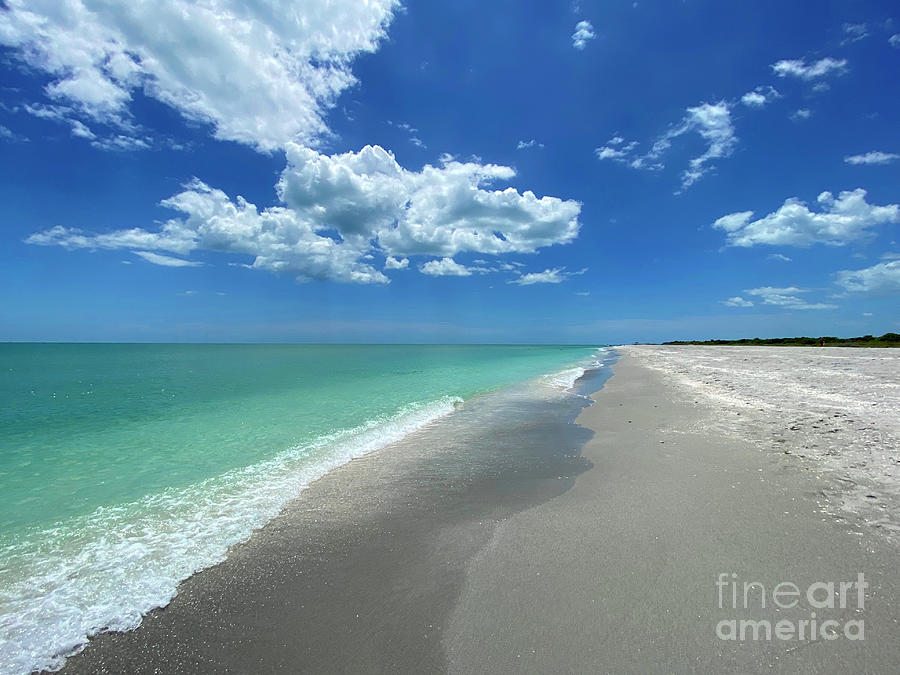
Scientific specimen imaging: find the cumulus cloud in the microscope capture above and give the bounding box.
[767,253,792,262]
[844,151,899,165]
[790,108,812,121]
[713,189,899,247]
[133,251,203,267]
[0,0,398,151]
[890,34,900,48]
[384,256,409,270]
[26,145,582,284]
[722,296,753,307]
[740,85,780,108]
[836,260,900,292]
[572,20,596,50]
[745,287,836,310]
[509,266,586,286]
[595,102,736,189]
[420,258,472,276]
[771,57,847,80]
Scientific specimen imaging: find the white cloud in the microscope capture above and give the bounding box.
[388,120,426,149]
[595,102,736,189]
[510,268,566,285]
[133,250,203,267]
[890,34,900,48]
[26,144,582,284]
[509,266,586,286]
[420,257,472,277]
[0,124,27,142]
[572,20,596,50]
[844,151,900,165]
[516,139,544,150]
[841,23,868,45]
[384,256,409,270]
[745,286,837,310]
[836,260,900,292]
[771,57,847,80]
[713,189,899,247]
[790,108,812,121]
[741,92,766,107]
[740,85,780,108]
[722,296,754,307]
[0,0,399,151]
[674,102,737,188]
[767,253,792,262]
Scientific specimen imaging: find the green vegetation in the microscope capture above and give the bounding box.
[663,333,900,347]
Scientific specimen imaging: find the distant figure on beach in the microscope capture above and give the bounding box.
[819,338,825,347]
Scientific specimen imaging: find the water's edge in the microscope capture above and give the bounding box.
[57,350,618,674]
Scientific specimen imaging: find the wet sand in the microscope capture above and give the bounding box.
[60,351,900,674]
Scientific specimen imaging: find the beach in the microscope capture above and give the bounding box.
[31,346,900,673]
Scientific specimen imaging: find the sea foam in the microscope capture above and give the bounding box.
[0,396,460,675]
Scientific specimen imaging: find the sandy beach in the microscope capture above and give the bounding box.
[60,348,900,674]
[447,347,900,673]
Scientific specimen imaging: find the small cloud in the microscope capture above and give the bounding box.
[509,266,586,286]
[133,251,204,267]
[844,151,899,165]
[384,256,409,270]
[771,57,847,80]
[0,124,28,142]
[741,92,766,108]
[890,34,900,48]
[722,296,754,307]
[841,23,868,45]
[572,20,596,50]
[216,291,227,296]
[740,85,780,108]
[745,286,837,310]
[574,291,590,296]
[766,253,792,262]
[516,139,544,150]
[790,108,812,121]
[836,260,900,292]
[420,257,472,276]
[177,290,197,296]
[863,312,873,317]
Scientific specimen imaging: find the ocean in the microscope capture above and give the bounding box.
[0,343,610,674]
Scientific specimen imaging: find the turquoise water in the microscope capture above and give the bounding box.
[0,343,601,674]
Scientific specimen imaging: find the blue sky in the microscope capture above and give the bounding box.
[1,0,898,343]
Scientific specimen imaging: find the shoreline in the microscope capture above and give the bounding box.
[58,365,608,673]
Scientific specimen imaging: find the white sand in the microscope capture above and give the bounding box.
[619,345,900,535]
[446,350,900,674]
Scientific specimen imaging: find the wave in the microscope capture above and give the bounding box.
[542,366,587,390]
[0,396,461,675]
[541,348,613,392]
